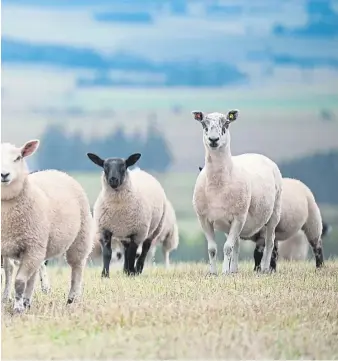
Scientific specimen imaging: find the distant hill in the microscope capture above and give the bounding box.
[279,149,338,205]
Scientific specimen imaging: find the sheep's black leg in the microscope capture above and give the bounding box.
[124,241,138,276]
[99,230,112,278]
[309,240,324,268]
[135,239,152,274]
[253,245,264,271]
[270,242,278,272]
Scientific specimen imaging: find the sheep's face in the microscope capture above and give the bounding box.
[1,140,39,187]
[87,152,141,190]
[192,110,239,150]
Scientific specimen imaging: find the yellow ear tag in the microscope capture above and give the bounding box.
[229,114,233,120]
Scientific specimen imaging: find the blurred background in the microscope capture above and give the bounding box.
[2,0,338,263]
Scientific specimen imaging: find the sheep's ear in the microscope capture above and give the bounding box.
[21,139,39,158]
[87,153,104,168]
[126,153,141,168]
[192,111,204,122]
[198,166,203,172]
[226,110,239,122]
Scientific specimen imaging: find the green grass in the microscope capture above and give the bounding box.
[2,261,338,359]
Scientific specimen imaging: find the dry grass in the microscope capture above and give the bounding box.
[2,261,338,360]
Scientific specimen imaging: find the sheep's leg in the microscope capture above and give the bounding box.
[39,262,51,294]
[147,244,156,267]
[308,239,324,268]
[66,228,92,304]
[198,217,217,275]
[261,216,281,273]
[269,241,279,272]
[222,219,244,275]
[135,239,152,274]
[66,261,85,304]
[253,229,278,272]
[23,271,38,309]
[162,248,170,269]
[13,255,43,313]
[303,222,324,268]
[99,230,113,278]
[253,235,265,271]
[123,240,138,276]
[2,257,15,303]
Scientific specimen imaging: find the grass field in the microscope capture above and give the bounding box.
[2,261,338,359]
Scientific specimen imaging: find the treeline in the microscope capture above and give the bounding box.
[37,122,173,172]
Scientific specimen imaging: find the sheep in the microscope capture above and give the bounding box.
[251,178,325,270]
[278,221,331,261]
[1,139,94,313]
[110,198,179,269]
[87,152,167,277]
[198,166,325,269]
[192,110,283,274]
[1,257,50,302]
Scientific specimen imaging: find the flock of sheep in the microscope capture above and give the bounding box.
[1,109,331,314]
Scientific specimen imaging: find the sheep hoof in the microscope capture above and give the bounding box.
[101,271,109,278]
[67,298,74,305]
[13,304,25,314]
[23,298,31,309]
[206,271,217,277]
[41,286,51,294]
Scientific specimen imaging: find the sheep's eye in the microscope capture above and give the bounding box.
[14,156,21,162]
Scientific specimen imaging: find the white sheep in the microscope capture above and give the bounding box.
[1,257,50,302]
[1,139,94,313]
[252,178,325,269]
[87,152,167,276]
[110,198,179,269]
[198,166,326,270]
[192,110,283,274]
[278,221,331,261]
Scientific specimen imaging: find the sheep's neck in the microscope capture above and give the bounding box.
[205,143,233,186]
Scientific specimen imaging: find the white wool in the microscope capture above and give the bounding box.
[110,198,179,269]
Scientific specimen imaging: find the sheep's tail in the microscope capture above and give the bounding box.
[322,222,332,237]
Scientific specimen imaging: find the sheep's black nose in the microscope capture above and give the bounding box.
[208,137,219,148]
[109,177,119,188]
[1,173,10,181]
[116,252,122,260]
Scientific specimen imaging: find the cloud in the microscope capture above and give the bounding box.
[273,0,338,39]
